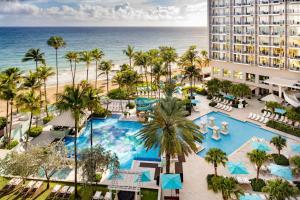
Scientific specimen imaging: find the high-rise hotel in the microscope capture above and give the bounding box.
[208,0,300,106]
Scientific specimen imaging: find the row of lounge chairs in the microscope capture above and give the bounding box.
[214,103,233,112]
[249,111,299,126]
[212,97,233,106]
[0,178,22,196]
[47,185,75,200]
[248,113,269,124]
[244,192,267,200]
[92,191,112,200]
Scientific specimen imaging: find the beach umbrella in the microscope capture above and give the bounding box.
[291,144,300,153]
[161,174,182,190]
[269,163,293,181]
[251,142,271,152]
[191,99,200,104]
[227,162,249,175]
[135,171,151,183]
[275,108,286,115]
[240,194,262,200]
[261,94,283,103]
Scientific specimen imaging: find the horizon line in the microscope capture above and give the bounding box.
[0,25,208,28]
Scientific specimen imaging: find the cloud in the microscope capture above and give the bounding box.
[0,0,207,26]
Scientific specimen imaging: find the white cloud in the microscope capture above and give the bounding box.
[0,0,207,26]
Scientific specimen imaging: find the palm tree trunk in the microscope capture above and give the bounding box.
[70,61,74,87]
[166,153,171,174]
[74,118,79,199]
[257,167,260,180]
[86,64,89,82]
[129,57,132,69]
[8,100,13,143]
[106,73,109,94]
[44,80,48,117]
[214,163,218,176]
[27,112,33,143]
[144,67,149,98]
[74,62,77,85]
[5,100,9,140]
[169,63,172,83]
[95,61,98,88]
[150,66,153,97]
[55,49,59,102]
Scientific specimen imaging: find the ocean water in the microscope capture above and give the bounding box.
[0,27,208,85]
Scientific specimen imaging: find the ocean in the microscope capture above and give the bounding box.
[0,27,208,85]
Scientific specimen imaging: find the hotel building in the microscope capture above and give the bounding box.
[208,0,300,106]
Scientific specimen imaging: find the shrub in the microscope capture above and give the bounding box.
[182,86,207,96]
[94,173,102,182]
[108,88,129,100]
[266,120,300,138]
[43,115,54,124]
[207,174,217,188]
[272,154,290,166]
[6,140,19,150]
[0,117,7,130]
[27,126,43,137]
[207,95,213,100]
[126,102,135,109]
[93,107,111,118]
[209,102,217,107]
[250,178,266,192]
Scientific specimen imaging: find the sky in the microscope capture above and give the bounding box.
[0,0,207,27]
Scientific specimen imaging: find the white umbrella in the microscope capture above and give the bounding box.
[261,94,283,103]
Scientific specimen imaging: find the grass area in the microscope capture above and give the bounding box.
[0,178,158,200]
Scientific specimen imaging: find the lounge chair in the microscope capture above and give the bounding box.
[46,184,61,200]
[263,118,269,124]
[221,104,226,110]
[283,117,289,123]
[251,114,257,120]
[236,176,250,184]
[0,178,22,196]
[248,113,253,119]
[227,106,232,112]
[104,192,112,200]
[193,106,200,112]
[259,194,267,200]
[255,115,261,121]
[93,191,102,200]
[259,117,265,123]
[294,121,300,128]
[262,111,267,117]
[195,142,205,153]
[56,186,70,198]
[274,114,279,121]
[228,101,233,106]
[25,181,43,198]
[20,181,36,196]
[63,186,75,199]
[265,112,271,118]
[215,103,221,109]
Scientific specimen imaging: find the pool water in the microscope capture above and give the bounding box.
[64,115,160,169]
[194,112,281,157]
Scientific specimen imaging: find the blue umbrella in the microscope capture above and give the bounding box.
[269,163,293,181]
[240,194,262,200]
[108,172,124,180]
[135,171,151,183]
[275,108,286,115]
[227,162,249,175]
[161,174,182,190]
[291,144,300,153]
[252,142,271,152]
[191,99,200,104]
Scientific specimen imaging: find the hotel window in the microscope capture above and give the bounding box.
[233,71,243,80]
[246,73,255,83]
[223,69,232,78]
[213,67,221,75]
[259,75,269,85]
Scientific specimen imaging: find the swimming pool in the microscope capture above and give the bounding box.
[64,115,160,169]
[194,112,282,157]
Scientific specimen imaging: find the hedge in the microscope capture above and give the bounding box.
[209,102,217,107]
[6,140,19,150]
[250,178,266,192]
[93,107,111,118]
[272,154,290,166]
[43,115,54,124]
[27,126,43,137]
[108,88,129,100]
[266,120,300,138]
[182,86,208,96]
[0,117,7,130]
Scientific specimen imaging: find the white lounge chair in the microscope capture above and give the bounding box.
[278,115,285,122]
[93,191,102,200]
[283,117,289,123]
[259,117,265,123]
[288,120,293,125]
[251,114,257,120]
[274,114,279,121]
[104,192,112,200]
[262,111,267,117]
[195,142,205,153]
[248,113,253,119]
[227,106,232,112]
[265,112,271,118]
[263,118,269,124]
[259,194,267,200]
[255,115,261,121]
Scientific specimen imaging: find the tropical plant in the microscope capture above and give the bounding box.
[270,136,286,155]
[47,36,66,101]
[119,69,141,99]
[37,66,55,117]
[290,155,300,176]
[148,49,160,96]
[286,107,300,122]
[22,48,45,71]
[65,51,78,86]
[136,96,202,173]
[210,176,244,200]
[247,150,270,180]
[159,46,177,82]
[56,82,90,199]
[220,80,233,94]
[262,179,298,200]
[123,45,135,69]
[206,78,221,96]
[205,148,228,176]
[80,51,94,82]
[92,49,104,88]
[230,83,251,99]
[134,51,151,97]
[98,60,113,94]
[196,50,210,81]
[152,58,165,99]
[22,70,41,92]
[265,101,284,112]
[17,91,41,143]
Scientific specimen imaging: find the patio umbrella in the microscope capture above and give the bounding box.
[251,142,271,152]
[191,99,200,104]
[161,174,182,190]
[134,171,151,183]
[291,144,300,153]
[269,163,293,181]
[227,162,249,175]
[275,108,286,115]
[240,194,262,200]
[261,94,283,103]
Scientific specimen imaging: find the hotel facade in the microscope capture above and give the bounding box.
[208,0,300,106]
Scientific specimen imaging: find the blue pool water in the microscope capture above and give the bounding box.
[64,115,160,169]
[194,112,282,157]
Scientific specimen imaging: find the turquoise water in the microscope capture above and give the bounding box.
[194,112,281,157]
[64,115,160,169]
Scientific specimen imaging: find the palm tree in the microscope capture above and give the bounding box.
[56,82,90,200]
[205,148,228,176]
[22,71,41,92]
[123,45,135,69]
[262,179,298,200]
[196,50,210,81]
[37,66,55,117]
[210,176,244,200]
[152,58,165,99]
[65,51,78,86]
[148,49,160,96]
[247,150,270,180]
[137,96,202,173]
[159,46,177,83]
[270,136,286,155]
[47,36,66,101]
[22,48,45,71]
[134,51,151,97]
[113,72,124,89]
[80,51,94,82]
[290,156,300,176]
[98,60,113,94]
[17,91,40,143]
[92,49,104,89]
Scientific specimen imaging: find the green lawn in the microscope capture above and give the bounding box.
[0,178,158,200]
